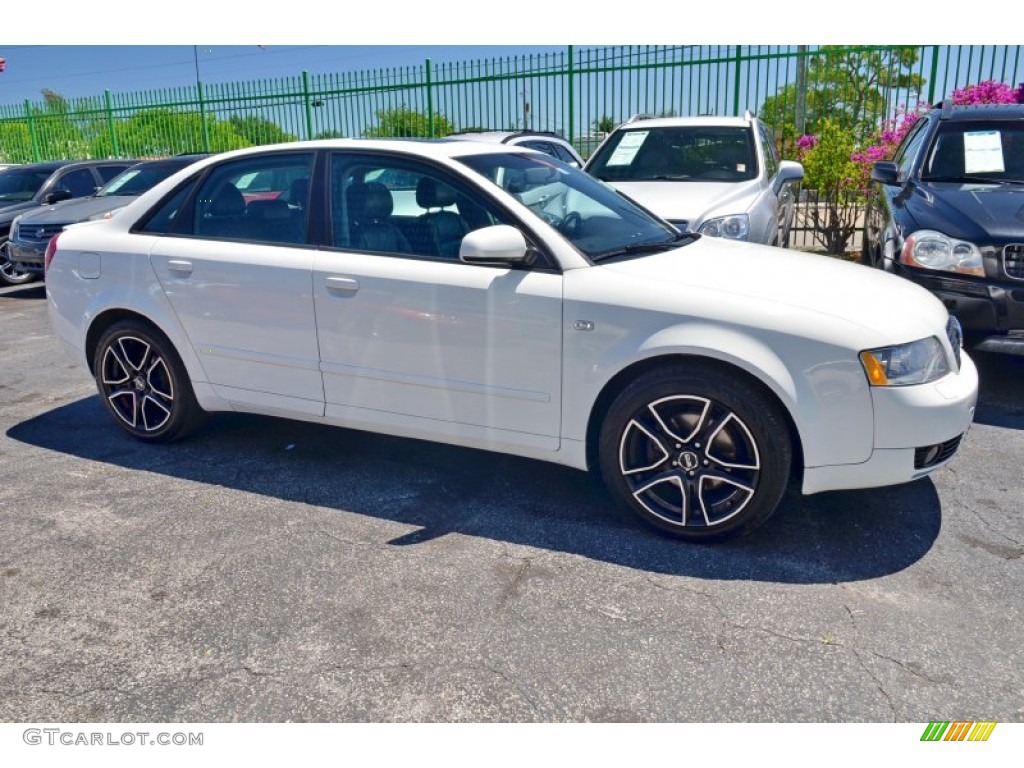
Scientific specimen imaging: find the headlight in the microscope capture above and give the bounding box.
[859,336,950,386]
[900,230,984,277]
[699,214,749,240]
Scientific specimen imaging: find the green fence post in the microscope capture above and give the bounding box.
[927,46,940,105]
[104,89,119,157]
[425,58,434,137]
[733,46,742,116]
[197,81,211,152]
[302,70,315,141]
[24,100,40,162]
[567,45,575,143]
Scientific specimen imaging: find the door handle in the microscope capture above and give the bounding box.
[325,276,360,295]
[167,259,193,276]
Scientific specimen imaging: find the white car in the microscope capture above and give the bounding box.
[585,114,804,246]
[45,139,977,541]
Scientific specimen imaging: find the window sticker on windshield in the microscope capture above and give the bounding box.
[736,164,746,173]
[606,131,649,166]
[964,130,1005,174]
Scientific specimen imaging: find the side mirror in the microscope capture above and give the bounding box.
[772,160,804,194]
[43,189,72,205]
[871,162,900,185]
[459,225,530,266]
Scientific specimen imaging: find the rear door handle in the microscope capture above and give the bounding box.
[167,259,193,276]
[325,276,360,295]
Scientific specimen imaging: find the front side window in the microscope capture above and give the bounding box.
[191,153,313,245]
[894,119,931,177]
[55,168,98,198]
[329,153,513,260]
[588,126,758,183]
[459,151,682,262]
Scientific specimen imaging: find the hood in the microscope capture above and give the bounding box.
[903,181,1024,242]
[608,179,760,225]
[0,200,42,227]
[591,237,948,347]
[13,195,134,227]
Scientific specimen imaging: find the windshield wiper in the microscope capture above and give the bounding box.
[592,232,697,262]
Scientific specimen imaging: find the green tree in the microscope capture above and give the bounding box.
[364,106,454,138]
[594,115,616,134]
[0,122,34,163]
[90,109,251,157]
[227,115,296,146]
[797,120,865,256]
[30,89,91,160]
[760,47,924,152]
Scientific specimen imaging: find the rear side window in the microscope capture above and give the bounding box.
[137,180,200,235]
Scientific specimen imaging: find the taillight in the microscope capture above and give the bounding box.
[43,233,60,276]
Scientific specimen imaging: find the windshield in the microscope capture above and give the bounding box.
[97,164,183,197]
[588,125,757,183]
[0,169,52,202]
[457,152,682,261]
[922,120,1024,183]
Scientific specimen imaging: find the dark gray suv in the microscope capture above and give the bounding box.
[0,159,134,286]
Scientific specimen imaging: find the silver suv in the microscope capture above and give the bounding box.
[584,114,804,247]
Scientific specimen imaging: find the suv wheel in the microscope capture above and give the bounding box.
[598,364,792,541]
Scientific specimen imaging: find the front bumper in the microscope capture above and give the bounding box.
[8,238,46,274]
[803,351,978,494]
[895,265,1024,336]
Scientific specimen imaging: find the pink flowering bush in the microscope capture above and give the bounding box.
[950,80,1022,105]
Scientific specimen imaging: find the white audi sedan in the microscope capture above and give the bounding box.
[45,139,978,541]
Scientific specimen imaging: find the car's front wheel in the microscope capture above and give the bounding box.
[93,320,205,442]
[598,364,792,541]
[0,241,38,286]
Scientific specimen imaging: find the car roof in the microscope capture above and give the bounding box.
[934,102,1024,121]
[3,160,72,172]
[617,115,753,130]
[447,131,572,144]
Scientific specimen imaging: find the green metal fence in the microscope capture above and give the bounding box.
[0,45,1021,164]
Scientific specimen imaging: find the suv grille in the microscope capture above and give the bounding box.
[20,224,64,243]
[1004,244,1024,280]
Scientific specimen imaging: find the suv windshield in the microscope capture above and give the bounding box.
[457,152,685,261]
[921,120,1024,183]
[0,169,53,202]
[588,126,757,183]
[97,164,184,197]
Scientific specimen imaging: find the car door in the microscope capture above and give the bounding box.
[313,152,563,452]
[148,151,324,416]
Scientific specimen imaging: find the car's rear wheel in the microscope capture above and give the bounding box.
[93,320,205,443]
[0,241,38,286]
[598,364,792,541]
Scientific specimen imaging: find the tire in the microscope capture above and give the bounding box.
[0,241,38,286]
[92,319,205,443]
[598,363,792,542]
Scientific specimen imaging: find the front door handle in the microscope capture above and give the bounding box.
[325,276,360,295]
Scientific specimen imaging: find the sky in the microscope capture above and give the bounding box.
[0,2,1013,107]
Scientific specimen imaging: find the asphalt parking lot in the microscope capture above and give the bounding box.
[1,280,1022,723]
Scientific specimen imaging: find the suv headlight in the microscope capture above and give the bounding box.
[900,230,984,277]
[699,214,749,240]
[859,337,950,386]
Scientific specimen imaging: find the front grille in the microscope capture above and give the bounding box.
[1004,244,1024,280]
[19,224,64,243]
[914,434,963,470]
